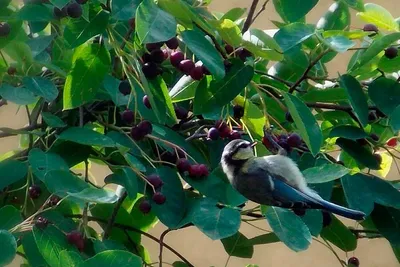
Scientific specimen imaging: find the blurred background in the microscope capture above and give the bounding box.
[4,0,400,266]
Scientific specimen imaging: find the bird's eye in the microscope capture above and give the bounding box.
[238,143,249,149]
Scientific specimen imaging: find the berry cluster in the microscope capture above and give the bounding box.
[66,230,85,251]
[169,50,209,80]
[208,121,241,141]
[130,120,152,141]
[176,158,209,179]
[0,22,11,37]
[138,174,167,214]
[28,184,42,199]
[364,23,400,59]
[54,0,88,19]
[262,132,302,152]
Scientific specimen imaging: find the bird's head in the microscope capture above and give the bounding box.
[221,139,257,165]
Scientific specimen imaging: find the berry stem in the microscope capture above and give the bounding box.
[159,229,173,267]
[103,191,128,240]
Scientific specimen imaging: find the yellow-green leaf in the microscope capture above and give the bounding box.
[356,3,399,32]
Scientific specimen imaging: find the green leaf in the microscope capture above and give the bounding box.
[274,23,315,52]
[22,76,58,102]
[112,0,142,20]
[303,164,349,183]
[246,233,280,245]
[105,167,138,199]
[273,0,318,22]
[0,230,17,266]
[328,125,368,140]
[221,232,254,258]
[191,199,240,240]
[341,0,364,11]
[29,148,70,182]
[0,84,37,105]
[390,105,400,131]
[59,250,83,267]
[339,74,369,127]
[336,138,380,170]
[220,7,246,21]
[301,210,323,237]
[283,93,322,156]
[64,10,110,49]
[17,4,53,22]
[63,43,111,110]
[68,188,118,204]
[148,167,186,229]
[79,250,142,267]
[27,35,54,58]
[323,36,355,53]
[34,225,78,267]
[301,87,348,103]
[44,170,89,197]
[368,77,400,116]
[58,127,115,147]
[316,2,350,30]
[22,232,48,267]
[341,173,400,216]
[320,215,357,251]
[136,0,177,44]
[158,0,193,27]
[0,8,23,49]
[193,59,253,114]
[371,204,400,246]
[242,29,283,61]
[0,206,22,230]
[265,207,312,252]
[0,160,28,190]
[49,0,69,9]
[356,3,399,31]
[216,19,242,47]
[242,98,265,139]
[42,112,67,128]
[181,29,225,80]
[169,76,198,102]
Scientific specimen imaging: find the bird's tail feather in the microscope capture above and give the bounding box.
[314,197,365,220]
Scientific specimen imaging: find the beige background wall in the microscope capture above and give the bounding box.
[4,0,400,266]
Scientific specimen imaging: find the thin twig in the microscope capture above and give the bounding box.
[252,0,269,23]
[193,22,227,59]
[0,124,43,138]
[159,229,172,267]
[305,102,377,111]
[103,191,128,240]
[242,0,260,33]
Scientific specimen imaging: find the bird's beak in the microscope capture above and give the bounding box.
[250,141,257,148]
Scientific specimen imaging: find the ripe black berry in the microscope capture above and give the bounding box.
[49,195,61,206]
[35,216,49,229]
[322,211,332,227]
[152,192,166,204]
[237,48,252,61]
[139,199,152,214]
[130,126,145,141]
[150,49,165,64]
[174,106,188,120]
[233,105,244,119]
[287,133,302,147]
[385,46,398,59]
[146,174,163,189]
[76,0,88,4]
[7,66,16,75]
[179,59,195,75]
[29,185,42,199]
[285,112,294,123]
[189,65,204,80]
[143,95,151,109]
[142,53,152,63]
[208,127,220,140]
[66,2,82,18]
[146,42,163,52]
[137,120,152,135]
[142,62,159,79]
[170,51,184,67]
[374,153,382,165]
[166,37,179,50]
[225,44,234,55]
[229,131,241,140]
[348,257,360,267]
[177,158,191,173]
[278,139,291,152]
[121,110,134,124]
[0,23,11,37]
[363,23,378,33]
[370,133,379,141]
[66,230,85,251]
[118,80,131,95]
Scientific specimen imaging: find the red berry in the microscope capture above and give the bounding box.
[142,62,159,79]
[66,230,84,251]
[208,127,220,140]
[29,185,42,199]
[66,2,82,18]
[121,110,134,124]
[139,199,152,214]
[225,44,234,54]
[130,126,145,141]
[179,59,195,75]
[137,120,152,135]
[174,106,188,120]
[363,24,378,33]
[387,138,397,147]
[49,195,61,206]
[7,66,16,75]
[348,257,360,267]
[177,158,191,173]
[170,51,185,67]
[385,46,398,59]
[198,164,209,177]
[118,80,131,95]
[190,65,204,80]
[146,174,163,189]
[152,192,166,204]
[287,133,302,147]
[188,164,202,178]
[150,49,165,64]
[143,95,151,109]
[166,37,179,50]
[233,105,244,119]
[146,42,163,51]
[229,131,241,140]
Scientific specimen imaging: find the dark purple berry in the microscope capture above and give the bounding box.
[385,46,398,59]
[198,164,209,177]
[0,23,10,37]
[170,51,184,67]
[29,185,41,199]
[137,120,152,135]
[150,49,165,64]
[142,53,152,63]
[348,257,360,267]
[139,199,152,214]
[143,95,151,109]
[188,164,208,179]
[121,110,134,124]
[287,133,302,147]
[177,158,191,173]
[142,62,159,79]
[152,192,166,204]
[374,153,382,165]
[322,211,332,227]
[160,151,177,164]
[237,48,252,61]
[7,66,16,75]
[146,174,163,189]
[146,42,163,51]
[208,127,220,140]
[285,111,294,123]
[189,65,204,80]
[225,44,234,54]
[165,37,179,49]
[174,106,188,120]
[363,23,378,33]
[66,230,85,251]
[370,133,379,141]
[130,126,145,141]
[54,6,68,18]
[229,131,241,140]
[76,0,88,4]
[49,195,61,206]
[278,139,291,152]
[118,80,131,95]
[35,216,49,229]
[179,59,195,75]
[233,105,244,119]
[66,2,82,18]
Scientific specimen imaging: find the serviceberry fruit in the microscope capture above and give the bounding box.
[49,195,61,206]
[198,164,209,177]
[174,106,189,120]
[363,23,378,33]
[142,53,152,63]
[66,230,85,251]
[53,6,67,18]
[139,199,152,214]
[208,127,220,140]
[130,126,145,141]
[189,65,204,80]
[160,151,177,164]
[177,158,191,173]
[29,185,42,199]
[150,49,165,64]
[137,120,152,135]
[287,133,302,147]
[66,2,82,18]
[348,257,360,267]
[385,46,398,59]
[165,37,179,49]
[118,80,131,95]
[170,51,184,67]
[146,42,163,51]
[146,174,163,189]
[0,23,11,37]
[7,66,16,75]
[152,192,166,204]
[229,131,241,140]
[143,95,151,109]
[179,59,195,75]
[142,62,159,79]
[233,105,244,119]
[121,110,134,124]
[35,216,49,229]
[225,44,234,55]
[370,133,379,141]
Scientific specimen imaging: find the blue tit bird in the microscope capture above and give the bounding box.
[220,139,366,220]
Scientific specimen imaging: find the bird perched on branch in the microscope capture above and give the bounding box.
[220,127,365,220]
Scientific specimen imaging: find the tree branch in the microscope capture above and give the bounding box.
[305,102,377,111]
[252,0,269,23]
[103,191,128,240]
[0,124,43,138]
[193,22,227,59]
[159,229,172,267]
[242,0,260,33]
